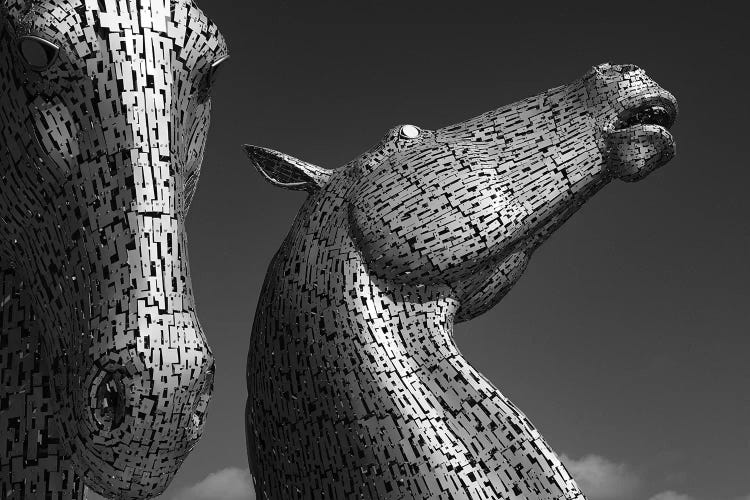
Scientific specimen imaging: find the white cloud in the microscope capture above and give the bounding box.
[173,467,255,500]
[85,464,750,500]
[560,453,642,500]
[648,491,696,500]
[85,468,255,500]
[83,469,255,499]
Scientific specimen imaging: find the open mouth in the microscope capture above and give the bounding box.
[605,95,678,182]
[614,98,677,131]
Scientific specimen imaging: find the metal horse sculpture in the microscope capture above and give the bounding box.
[0,1,227,498]
[244,63,678,499]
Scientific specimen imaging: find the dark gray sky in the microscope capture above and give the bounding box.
[129,1,749,499]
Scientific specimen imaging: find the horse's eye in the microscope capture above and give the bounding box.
[92,372,127,432]
[195,54,230,104]
[400,124,420,139]
[18,36,60,71]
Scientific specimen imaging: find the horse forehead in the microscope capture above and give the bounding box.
[10,0,222,52]
[93,0,213,34]
[10,0,172,23]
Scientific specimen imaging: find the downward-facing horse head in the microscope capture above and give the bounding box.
[0,0,227,498]
[244,63,677,499]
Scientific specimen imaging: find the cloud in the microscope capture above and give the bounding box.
[560,453,642,500]
[646,487,750,500]
[648,492,696,500]
[173,468,255,500]
[85,464,750,500]
[85,468,254,500]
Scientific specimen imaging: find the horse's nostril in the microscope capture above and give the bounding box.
[189,401,208,439]
[187,366,214,444]
[92,372,127,432]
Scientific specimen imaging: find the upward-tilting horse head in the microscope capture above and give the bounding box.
[0,0,227,497]
[243,63,677,499]
[248,63,677,318]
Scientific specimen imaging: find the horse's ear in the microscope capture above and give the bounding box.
[242,145,332,192]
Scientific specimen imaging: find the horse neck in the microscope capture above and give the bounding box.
[253,195,585,498]
[0,261,84,499]
[272,191,461,354]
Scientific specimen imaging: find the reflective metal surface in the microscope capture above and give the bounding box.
[244,63,678,499]
[0,1,227,498]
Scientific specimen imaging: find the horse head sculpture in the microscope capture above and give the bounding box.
[244,63,677,499]
[0,0,227,498]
